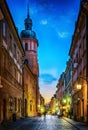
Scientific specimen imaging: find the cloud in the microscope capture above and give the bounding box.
[40,73,57,84]
[40,68,58,77]
[40,19,48,25]
[57,32,69,38]
[39,68,58,103]
[39,78,57,103]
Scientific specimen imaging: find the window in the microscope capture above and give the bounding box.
[34,44,37,51]
[30,104,32,112]
[18,99,20,112]
[14,44,16,58]
[9,34,12,51]
[31,42,34,50]
[30,100,32,112]
[17,71,20,83]
[25,59,28,65]
[3,53,6,68]
[9,97,13,112]
[14,67,16,79]
[14,98,17,112]
[17,51,19,62]
[3,22,6,37]
[25,43,28,50]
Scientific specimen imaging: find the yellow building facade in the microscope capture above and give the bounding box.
[24,64,37,117]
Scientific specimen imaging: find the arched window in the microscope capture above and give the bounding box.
[25,43,28,50]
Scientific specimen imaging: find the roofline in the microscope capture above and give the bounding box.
[69,5,81,56]
[69,2,88,56]
[0,0,25,54]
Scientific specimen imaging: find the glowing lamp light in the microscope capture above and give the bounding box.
[56,103,58,106]
[40,106,45,113]
[77,84,82,90]
[38,105,40,108]
[0,84,3,88]
[52,109,55,113]
[63,99,66,104]
[56,107,58,111]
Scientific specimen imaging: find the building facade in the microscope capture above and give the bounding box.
[69,1,88,122]
[0,0,24,122]
[50,94,58,114]
[63,59,72,117]
[56,73,64,115]
[24,64,37,116]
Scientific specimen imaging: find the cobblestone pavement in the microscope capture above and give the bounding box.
[0,115,88,130]
[63,117,88,130]
[15,115,79,130]
[0,117,35,130]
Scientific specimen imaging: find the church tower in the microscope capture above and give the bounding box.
[20,6,39,78]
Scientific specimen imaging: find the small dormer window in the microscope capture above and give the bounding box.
[25,43,28,50]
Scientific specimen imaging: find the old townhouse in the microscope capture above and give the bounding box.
[69,1,88,122]
[0,0,24,122]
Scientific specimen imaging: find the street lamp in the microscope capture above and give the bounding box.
[76,77,88,123]
[0,84,3,88]
[63,99,66,104]
[76,84,82,90]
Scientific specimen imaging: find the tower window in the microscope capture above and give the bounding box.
[25,59,29,65]
[25,43,28,50]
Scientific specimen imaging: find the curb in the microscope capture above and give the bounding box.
[62,117,80,130]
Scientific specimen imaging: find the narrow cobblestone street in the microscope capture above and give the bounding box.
[16,115,77,130]
[0,116,79,130]
[0,115,88,130]
[1,1,88,129]
[17,115,78,130]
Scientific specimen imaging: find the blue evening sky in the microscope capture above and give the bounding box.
[6,0,80,103]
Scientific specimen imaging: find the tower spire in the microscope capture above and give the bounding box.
[27,0,30,18]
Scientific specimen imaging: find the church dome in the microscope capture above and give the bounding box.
[20,29,36,39]
[20,6,37,39]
